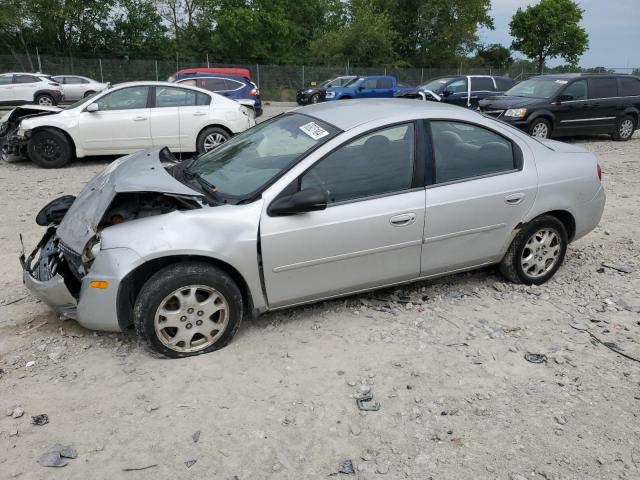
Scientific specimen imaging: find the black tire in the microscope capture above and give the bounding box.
[611,115,636,141]
[133,262,243,358]
[35,93,56,106]
[529,118,551,139]
[196,126,231,154]
[27,129,72,168]
[499,215,568,285]
[83,90,96,98]
[310,93,320,104]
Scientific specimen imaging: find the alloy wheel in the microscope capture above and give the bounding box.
[38,96,53,106]
[531,122,549,138]
[203,133,227,151]
[520,228,561,279]
[620,119,634,139]
[154,285,229,354]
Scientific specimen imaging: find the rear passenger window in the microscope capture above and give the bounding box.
[471,77,494,91]
[495,78,514,91]
[300,124,415,203]
[620,77,640,97]
[377,78,393,89]
[224,79,244,91]
[14,75,39,83]
[588,78,618,99]
[430,121,515,184]
[204,78,229,91]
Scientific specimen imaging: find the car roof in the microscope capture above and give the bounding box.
[177,73,248,82]
[1,72,49,77]
[110,81,217,97]
[298,98,469,130]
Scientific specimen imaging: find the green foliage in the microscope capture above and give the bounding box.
[509,0,589,73]
[474,44,513,70]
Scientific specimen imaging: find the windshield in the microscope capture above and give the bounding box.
[418,77,456,91]
[186,114,339,199]
[506,77,568,98]
[343,77,363,87]
[66,91,100,109]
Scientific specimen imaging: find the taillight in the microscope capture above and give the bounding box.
[249,88,258,97]
[597,163,602,181]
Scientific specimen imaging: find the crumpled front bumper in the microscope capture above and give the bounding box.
[22,268,78,318]
[0,129,25,161]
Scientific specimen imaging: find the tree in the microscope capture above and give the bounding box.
[475,43,513,70]
[510,0,588,74]
[309,0,398,66]
[370,0,494,67]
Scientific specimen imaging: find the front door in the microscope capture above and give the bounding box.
[442,78,470,107]
[421,120,538,275]
[554,79,592,135]
[78,86,152,154]
[260,123,425,307]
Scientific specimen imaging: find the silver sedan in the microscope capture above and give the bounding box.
[21,99,605,357]
[51,75,109,101]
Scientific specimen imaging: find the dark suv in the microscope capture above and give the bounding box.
[479,74,640,141]
[396,75,514,108]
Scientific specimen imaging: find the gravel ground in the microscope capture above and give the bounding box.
[0,105,639,479]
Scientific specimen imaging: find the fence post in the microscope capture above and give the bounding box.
[36,47,42,72]
[420,68,424,84]
[302,65,305,88]
[256,64,260,88]
[206,53,210,68]
[99,58,104,82]
[155,60,158,81]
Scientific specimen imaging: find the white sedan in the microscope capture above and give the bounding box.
[51,75,109,100]
[0,81,256,168]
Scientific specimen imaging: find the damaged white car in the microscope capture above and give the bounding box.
[1,81,255,168]
[21,100,605,358]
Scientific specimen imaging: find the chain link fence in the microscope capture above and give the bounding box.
[1,54,638,102]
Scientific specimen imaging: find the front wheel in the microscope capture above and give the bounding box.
[310,93,320,104]
[529,118,551,139]
[499,215,568,285]
[27,129,72,168]
[197,126,231,154]
[133,262,243,358]
[612,115,636,141]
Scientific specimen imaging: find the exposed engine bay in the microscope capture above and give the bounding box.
[0,106,61,160]
[21,191,202,296]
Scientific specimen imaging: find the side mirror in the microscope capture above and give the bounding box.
[558,94,574,102]
[357,86,364,91]
[85,103,99,112]
[269,188,327,216]
[441,90,453,97]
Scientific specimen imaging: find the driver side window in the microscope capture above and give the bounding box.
[300,124,415,204]
[562,80,587,101]
[96,86,150,111]
[445,79,467,94]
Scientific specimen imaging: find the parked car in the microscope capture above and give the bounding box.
[396,75,514,108]
[296,75,357,105]
[175,73,263,117]
[168,67,252,82]
[21,99,605,357]
[479,73,640,140]
[323,75,413,101]
[0,72,64,106]
[51,75,109,101]
[0,81,255,168]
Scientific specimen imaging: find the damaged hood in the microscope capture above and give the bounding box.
[1,105,61,124]
[57,149,202,253]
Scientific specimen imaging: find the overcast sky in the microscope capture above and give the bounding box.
[478,0,640,68]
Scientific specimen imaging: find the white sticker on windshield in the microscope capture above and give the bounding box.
[299,122,330,140]
[555,80,568,84]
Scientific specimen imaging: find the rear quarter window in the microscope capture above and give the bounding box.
[495,78,514,91]
[620,77,640,97]
[471,77,494,91]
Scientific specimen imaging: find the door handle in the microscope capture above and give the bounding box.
[192,111,207,116]
[505,193,525,205]
[133,116,147,121]
[390,213,416,226]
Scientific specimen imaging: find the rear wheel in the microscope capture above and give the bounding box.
[499,215,568,285]
[35,94,55,106]
[83,90,96,98]
[27,129,72,168]
[134,262,243,358]
[612,115,636,141]
[529,118,551,139]
[197,126,231,154]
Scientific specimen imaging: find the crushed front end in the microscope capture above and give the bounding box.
[0,106,60,160]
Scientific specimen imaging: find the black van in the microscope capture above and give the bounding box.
[396,75,514,108]
[479,74,640,141]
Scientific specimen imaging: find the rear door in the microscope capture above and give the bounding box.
[585,77,620,132]
[150,85,211,151]
[421,120,537,275]
[260,122,425,307]
[78,85,152,154]
[469,77,495,107]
